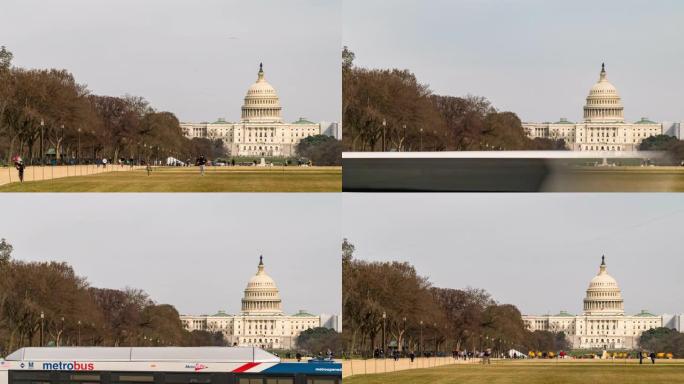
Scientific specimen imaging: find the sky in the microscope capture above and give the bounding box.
[0,194,341,316]
[343,0,684,123]
[342,193,684,316]
[0,0,342,123]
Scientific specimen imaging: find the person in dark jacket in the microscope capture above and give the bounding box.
[14,158,25,183]
[197,155,207,176]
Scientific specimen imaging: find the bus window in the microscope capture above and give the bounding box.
[10,371,52,384]
[164,374,212,384]
[112,374,154,384]
[306,379,337,384]
[66,374,100,384]
[237,378,262,384]
[265,378,293,384]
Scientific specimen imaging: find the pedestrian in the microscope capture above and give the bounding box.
[409,351,415,363]
[650,352,656,364]
[639,351,644,364]
[295,352,302,362]
[102,157,108,169]
[197,154,207,176]
[13,157,25,183]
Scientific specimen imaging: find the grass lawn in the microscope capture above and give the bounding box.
[543,166,684,191]
[0,166,341,192]
[345,360,684,384]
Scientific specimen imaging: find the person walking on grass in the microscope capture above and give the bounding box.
[639,351,644,364]
[197,154,207,176]
[650,352,656,364]
[13,157,25,183]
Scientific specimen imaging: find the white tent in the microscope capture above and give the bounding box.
[508,349,527,358]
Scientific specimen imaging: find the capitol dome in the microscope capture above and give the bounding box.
[583,63,625,123]
[241,63,283,123]
[241,256,283,315]
[583,256,624,316]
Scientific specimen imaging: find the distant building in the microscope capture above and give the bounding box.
[180,257,331,350]
[663,314,683,332]
[181,64,321,157]
[320,313,341,333]
[662,122,683,140]
[320,121,341,140]
[522,256,663,350]
[523,64,672,151]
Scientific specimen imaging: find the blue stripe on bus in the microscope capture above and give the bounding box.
[261,363,342,376]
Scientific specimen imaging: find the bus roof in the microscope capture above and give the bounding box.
[5,347,279,363]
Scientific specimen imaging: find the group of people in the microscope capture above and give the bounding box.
[639,351,658,364]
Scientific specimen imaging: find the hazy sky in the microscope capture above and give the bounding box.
[0,194,341,316]
[0,0,342,123]
[343,194,684,316]
[343,0,684,123]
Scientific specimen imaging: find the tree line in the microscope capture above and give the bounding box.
[342,47,566,152]
[0,45,224,166]
[342,239,569,357]
[0,239,226,357]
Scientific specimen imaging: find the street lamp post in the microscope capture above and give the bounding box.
[381,119,387,152]
[433,323,437,354]
[77,128,82,164]
[402,317,407,352]
[419,128,424,151]
[40,311,45,346]
[77,320,82,346]
[382,311,387,357]
[60,124,64,163]
[40,119,45,165]
[419,320,424,356]
[402,124,407,151]
[59,317,65,347]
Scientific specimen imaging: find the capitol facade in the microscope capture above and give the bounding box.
[180,257,327,349]
[181,64,322,157]
[523,64,665,151]
[522,257,663,350]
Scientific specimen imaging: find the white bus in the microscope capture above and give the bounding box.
[0,347,340,384]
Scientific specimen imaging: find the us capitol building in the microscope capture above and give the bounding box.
[522,256,663,350]
[180,257,330,349]
[180,64,322,157]
[523,64,665,151]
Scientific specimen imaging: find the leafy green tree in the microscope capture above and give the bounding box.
[0,238,12,264]
[639,327,684,356]
[639,134,679,151]
[296,327,342,355]
[296,134,341,165]
[0,46,12,71]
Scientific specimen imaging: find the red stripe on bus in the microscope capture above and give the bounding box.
[232,362,260,372]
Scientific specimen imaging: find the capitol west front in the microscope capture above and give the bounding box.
[522,257,662,350]
[180,257,322,349]
[181,64,321,157]
[523,64,664,151]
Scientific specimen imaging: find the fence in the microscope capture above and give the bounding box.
[1,164,145,186]
[342,356,479,378]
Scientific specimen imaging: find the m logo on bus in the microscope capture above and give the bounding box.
[41,362,95,371]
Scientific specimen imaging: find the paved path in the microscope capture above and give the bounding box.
[0,165,144,186]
